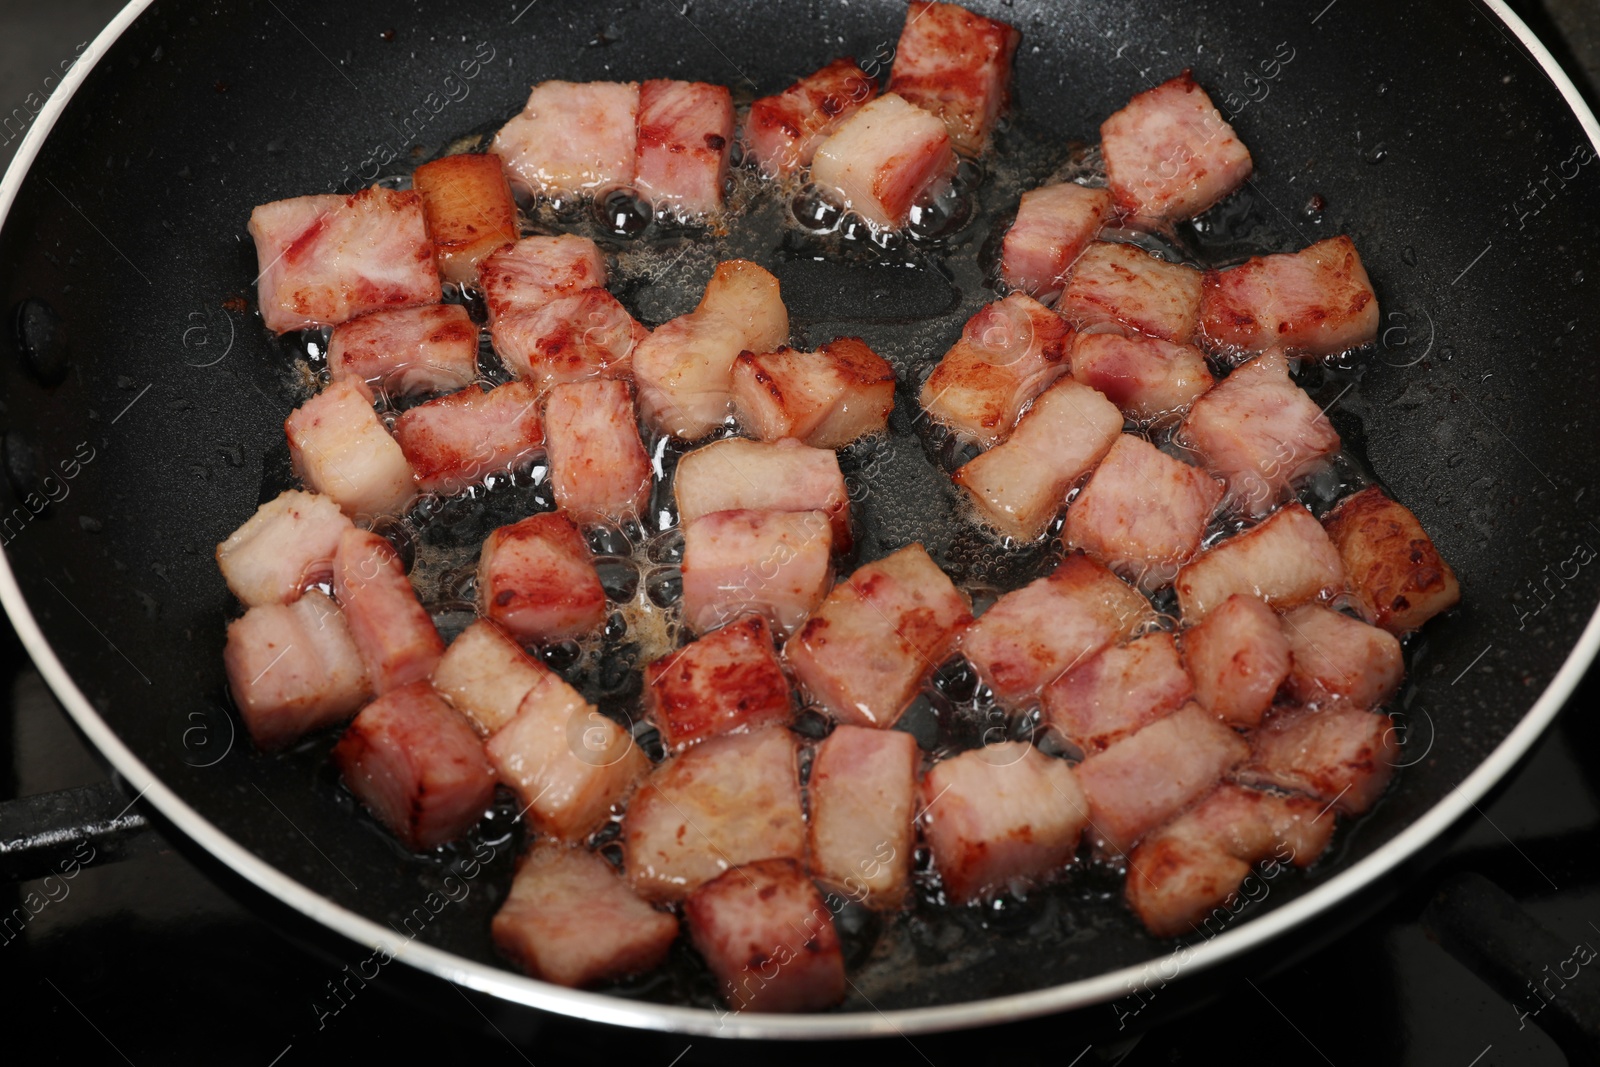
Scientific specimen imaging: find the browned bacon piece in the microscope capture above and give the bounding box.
[1200,236,1380,358]
[744,58,877,176]
[730,337,896,449]
[1322,486,1461,634]
[410,152,519,286]
[644,615,793,750]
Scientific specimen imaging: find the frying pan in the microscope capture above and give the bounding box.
[2,0,1599,1041]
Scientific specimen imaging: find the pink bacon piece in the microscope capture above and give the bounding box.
[543,379,653,525]
[477,512,608,643]
[1068,332,1214,424]
[644,615,793,750]
[1100,70,1253,227]
[1041,631,1193,754]
[1179,593,1290,728]
[811,92,957,230]
[1175,503,1345,622]
[493,288,649,391]
[1280,604,1404,710]
[1200,236,1380,358]
[333,528,444,694]
[1000,182,1114,299]
[634,79,735,219]
[393,379,545,497]
[674,437,851,551]
[1237,704,1399,816]
[482,234,607,319]
[215,489,352,608]
[430,618,556,735]
[745,58,877,177]
[285,380,417,520]
[248,187,441,334]
[785,543,972,729]
[1059,241,1204,344]
[730,337,897,449]
[493,843,678,989]
[410,152,519,286]
[492,80,639,199]
[327,304,479,399]
[1322,487,1461,634]
[679,508,833,636]
[224,591,369,750]
[332,680,495,850]
[808,726,919,907]
[888,0,1020,156]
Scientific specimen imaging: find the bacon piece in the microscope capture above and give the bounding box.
[1100,71,1253,227]
[786,543,972,728]
[431,618,555,735]
[1061,434,1225,588]
[392,379,544,497]
[999,183,1114,298]
[745,58,877,176]
[485,676,648,841]
[918,293,1074,448]
[492,288,649,390]
[632,259,789,439]
[1068,332,1214,423]
[811,92,957,230]
[685,859,846,1013]
[1125,784,1334,938]
[888,1,1020,155]
[492,80,639,198]
[1075,703,1249,855]
[333,528,444,694]
[1179,593,1290,728]
[623,727,805,901]
[731,338,896,448]
[1237,704,1398,816]
[224,591,369,749]
[478,513,608,643]
[1175,504,1345,622]
[285,380,416,519]
[809,726,918,907]
[327,304,479,398]
[1200,236,1380,358]
[543,379,653,524]
[215,489,352,607]
[674,437,851,550]
[248,187,441,333]
[1322,487,1461,634]
[492,843,678,988]
[1059,242,1204,344]
[482,235,608,319]
[644,615,793,750]
[410,152,519,286]
[332,681,495,850]
[680,509,833,636]
[1041,632,1193,754]
[634,79,735,219]
[920,742,1088,903]
[1280,604,1404,710]
[954,377,1123,542]
[960,554,1154,707]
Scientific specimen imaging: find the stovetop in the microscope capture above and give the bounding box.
[5,1,1600,1063]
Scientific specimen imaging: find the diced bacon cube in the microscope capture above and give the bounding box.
[1179,593,1290,728]
[745,58,877,176]
[1175,504,1345,622]
[1200,236,1380,358]
[685,859,846,1013]
[1125,784,1333,938]
[482,235,608,320]
[889,1,1020,155]
[1280,604,1404,710]
[920,742,1088,903]
[1041,632,1193,754]
[410,152,519,286]
[285,380,417,519]
[215,489,352,607]
[644,615,793,750]
[674,437,851,550]
[954,378,1123,543]
[730,337,896,448]
[680,509,833,636]
[809,726,918,907]
[633,259,790,439]
[491,288,650,391]
[1059,241,1203,343]
[543,379,653,525]
[1068,332,1214,423]
[248,187,441,333]
[1237,704,1398,816]
[623,727,805,901]
[999,182,1114,298]
[1322,487,1461,634]
[431,618,555,735]
[918,293,1074,448]
[332,681,495,850]
[492,80,639,198]
[485,678,648,841]
[333,528,444,694]
[812,92,957,230]
[1100,71,1253,227]
[960,554,1155,707]
[393,379,544,497]
[223,591,369,749]
[492,843,678,988]
[634,79,735,219]
[477,513,608,643]
[327,304,479,398]
[1075,703,1249,855]
[786,543,972,728]
[1061,434,1225,588]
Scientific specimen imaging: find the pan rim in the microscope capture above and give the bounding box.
[2,0,1597,1040]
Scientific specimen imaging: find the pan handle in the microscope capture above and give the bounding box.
[0,775,160,883]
